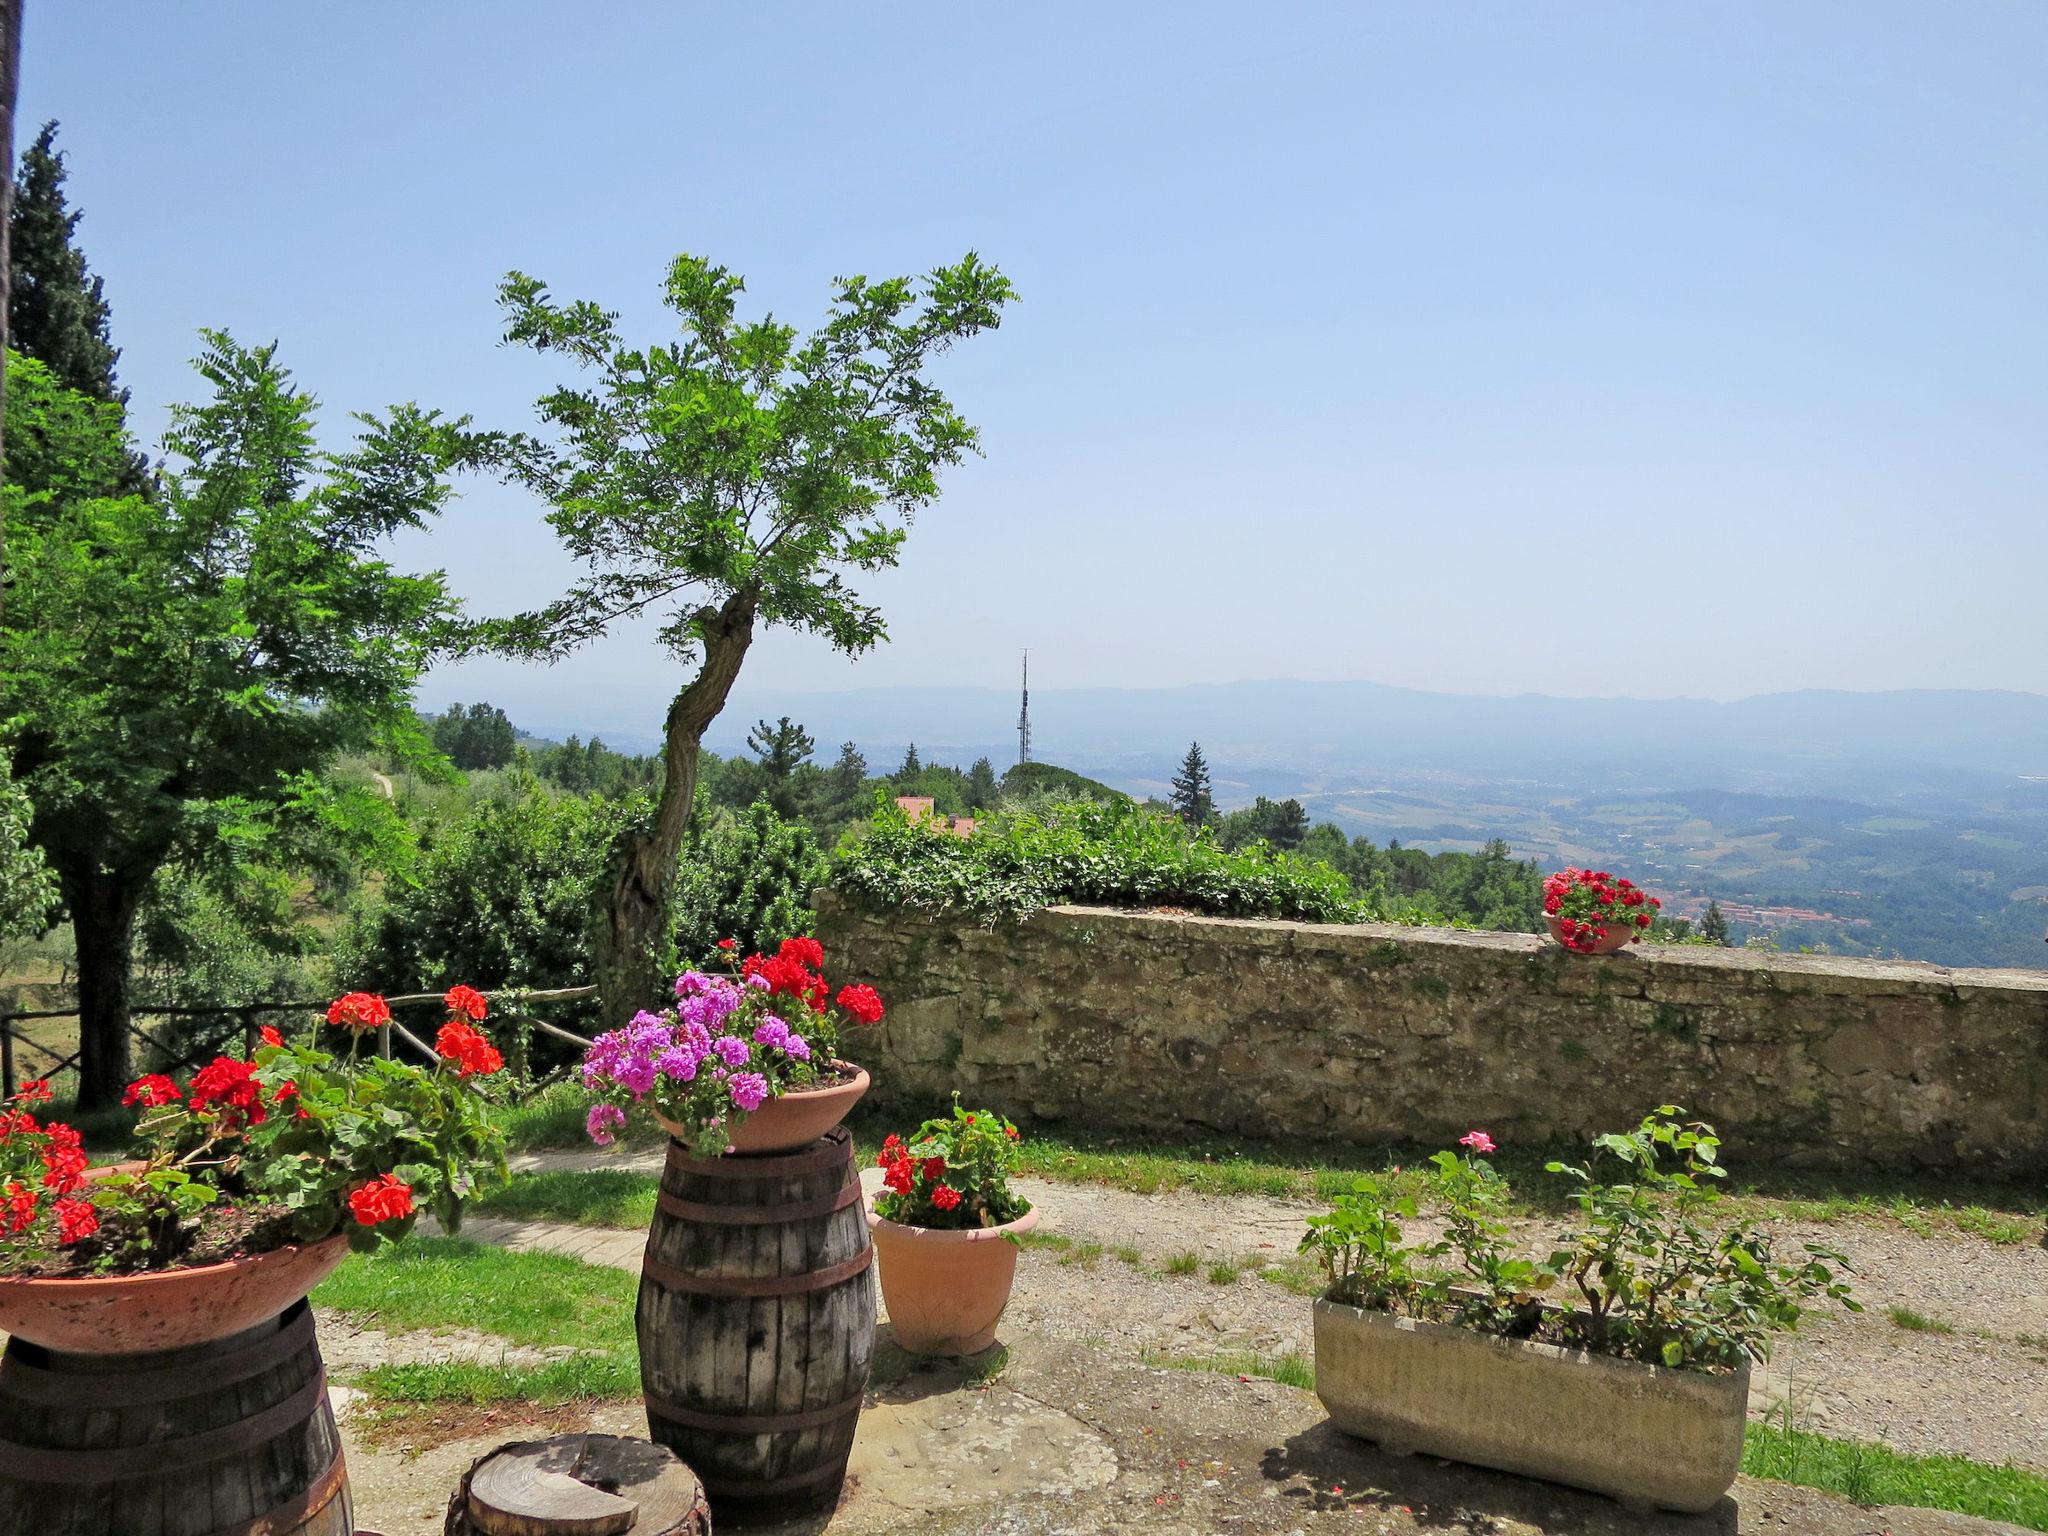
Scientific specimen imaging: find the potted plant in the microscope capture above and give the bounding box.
[0,984,511,1354]
[1301,1109,1857,1513]
[1543,867,1661,953]
[580,935,886,1157]
[867,1102,1036,1356]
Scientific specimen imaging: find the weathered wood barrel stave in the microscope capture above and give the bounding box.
[0,1297,350,1536]
[638,1124,874,1524]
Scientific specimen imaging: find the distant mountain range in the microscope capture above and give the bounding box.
[514,681,2048,798]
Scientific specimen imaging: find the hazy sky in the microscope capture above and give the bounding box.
[20,4,2047,724]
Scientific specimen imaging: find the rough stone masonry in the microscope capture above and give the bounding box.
[816,893,2048,1174]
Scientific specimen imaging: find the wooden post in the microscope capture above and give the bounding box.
[1,1021,13,1099]
[443,1434,709,1536]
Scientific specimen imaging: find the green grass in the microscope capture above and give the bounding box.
[312,1236,641,1406]
[1057,1240,1103,1268]
[1205,1259,1241,1286]
[1744,1421,2048,1531]
[1144,1348,1316,1392]
[1163,1251,1201,1276]
[473,1169,659,1229]
[1885,1306,1955,1335]
[492,1092,2045,1251]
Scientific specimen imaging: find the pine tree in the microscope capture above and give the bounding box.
[8,123,124,403]
[1700,899,1731,945]
[1168,741,1214,829]
[897,743,922,777]
[966,756,999,810]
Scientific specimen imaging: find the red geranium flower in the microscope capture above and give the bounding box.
[189,1056,268,1128]
[1,1181,35,1234]
[122,1073,182,1109]
[53,1197,98,1245]
[259,1025,284,1048]
[348,1173,414,1226]
[16,1080,52,1105]
[327,992,391,1032]
[435,1019,505,1078]
[777,936,825,971]
[835,984,885,1026]
[443,984,488,1021]
[716,937,738,951]
[929,1184,963,1212]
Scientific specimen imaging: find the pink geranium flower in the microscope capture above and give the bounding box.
[1458,1130,1496,1155]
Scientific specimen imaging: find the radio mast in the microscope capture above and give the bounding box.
[1017,651,1032,766]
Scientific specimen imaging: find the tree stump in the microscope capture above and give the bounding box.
[445,1435,710,1536]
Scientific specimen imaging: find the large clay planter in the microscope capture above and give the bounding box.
[657,1062,870,1154]
[868,1203,1037,1356]
[0,1232,349,1354]
[1546,915,1639,955]
[1313,1296,1748,1513]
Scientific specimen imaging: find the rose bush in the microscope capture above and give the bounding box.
[1543,867,1661,953]
[0,985,510,1275]
[871,1100,1028,1230]
[1300,1107,1858,1370]
[579,935,885,1157]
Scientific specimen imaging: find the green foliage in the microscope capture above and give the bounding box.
[430,702,518,771]
[335,773,618,1035]
[1001,761,1125,804]
[1303,1110,1860,1371]
[1744,1416,2048,1531]
[833,797,1359,925]
[1218,795,1309,851]
[667,798,826,962]
[871,1100,1029,1230]
[7,124,124,404]
[1700,899,1732,945]
[133,862,320,1064]
[746,716,815,819]
[0,753,57,940]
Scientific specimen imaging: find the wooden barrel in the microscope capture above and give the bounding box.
[0,1297,349,1536]
[638,1124,874,1524]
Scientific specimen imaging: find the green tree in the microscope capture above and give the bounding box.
[2,338,460,1106]
[1221,795,1309,852]
[0,752,55,939]
[432,701,518,771]
[452,252,1014,1027]
[7,124,123,404]
[746,715,814,818]
[1168,741,1214,829]
[1700,899,1731,945]
[966,756,999,810]
[668,799,827,963]
[897,742,922,778]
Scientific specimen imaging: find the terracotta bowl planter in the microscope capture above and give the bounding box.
[868,1202,1037,1356]
[658,1062,870,1154]
[0,1232,350,1354]
[1546,915,1639,955]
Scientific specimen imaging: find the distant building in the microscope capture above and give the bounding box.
[895,796,975,839]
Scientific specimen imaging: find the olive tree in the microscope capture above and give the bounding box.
[455,253,1013,1024]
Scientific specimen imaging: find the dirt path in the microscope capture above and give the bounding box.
[488,1150,2048,1471]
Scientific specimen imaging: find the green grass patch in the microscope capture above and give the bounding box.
[313,1236,640,1407]
[473,1170,659,1229]
[1205,1259,1241,1286]
[1113,1245,1144,1267]
[1057,1241,1104,1268]
[1885,1306,1955,1335]
[1744,1421,2048,1531]
[1163,1251,1202,1277]
[1144,1348,1316,1392]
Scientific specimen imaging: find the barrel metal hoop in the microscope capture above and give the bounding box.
[655,1178,862,1226]
[643,1388,864,1435]
[201,1444,347,1536]
[695,1456,850,1497]
[665,1125,851,1179]
[641,1244,872,1298]
[0,1368,328,1482]
[0,1302,317,1409]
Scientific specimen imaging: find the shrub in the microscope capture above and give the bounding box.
[1301,1109,1859,1370]
[831,797,1359,925]
[666,799,827,964]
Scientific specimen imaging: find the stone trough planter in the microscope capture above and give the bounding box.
[1312,1296,1750,1513]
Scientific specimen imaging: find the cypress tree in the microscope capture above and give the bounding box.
[8,123,124,403]
[1168,741,1215,829]
[1700,899,1731,946]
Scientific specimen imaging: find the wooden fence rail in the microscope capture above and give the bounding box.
[0,986,599,1099]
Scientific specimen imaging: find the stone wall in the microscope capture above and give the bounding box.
[816,894,2048,1175]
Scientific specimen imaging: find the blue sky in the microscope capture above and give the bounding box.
[20,3,2046,732]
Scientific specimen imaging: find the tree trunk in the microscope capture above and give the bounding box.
[594,590,756,1030]
[67,866,138,1110]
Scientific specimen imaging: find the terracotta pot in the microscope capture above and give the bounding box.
[657,1062,870,1155]
[0,1232,349,1354]
[1547,915,1640,955]
[868,1202,1037,1356]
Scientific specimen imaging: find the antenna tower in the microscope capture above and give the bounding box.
[1017,651,1032,766]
